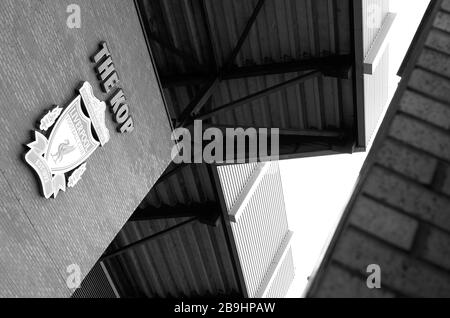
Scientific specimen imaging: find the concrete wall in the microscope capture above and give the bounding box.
[0,0,172,297]
[309,0,450,298]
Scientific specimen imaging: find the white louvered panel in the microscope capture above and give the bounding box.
[362,0,389,56]
[364,46,390,145]
[265,248,295,298]
[224,162,291,298]
[217,163,260,211]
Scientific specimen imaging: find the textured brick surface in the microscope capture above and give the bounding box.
[400,90,450,130]
[409,69,450,103]
[364,167,450,231]
[333,230,450,298]
[443,0,450,12]
[314,265,394,298]
[426,29,450,54]
[350,196,419,250]
[418,48,450,78]
[311,2,450,298]
[435,12,450,33]
[421,228,450,271]
[389,115,450,161]
[441,164,450,196]
[376,139,438,184]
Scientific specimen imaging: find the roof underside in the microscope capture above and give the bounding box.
[104,216,240,297]
[95,0,364,297]
[102,164,245,297]
[139,0,362,157]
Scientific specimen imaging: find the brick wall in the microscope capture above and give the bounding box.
[308,0,450,298]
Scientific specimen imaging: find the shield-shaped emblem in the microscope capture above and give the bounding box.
[45,95,99,174]
[25,82,110,199]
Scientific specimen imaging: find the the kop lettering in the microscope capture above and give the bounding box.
[91,42,134,133]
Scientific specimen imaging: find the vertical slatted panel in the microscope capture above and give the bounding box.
[217,163,260,211]
[219,162,292,298]
[265,247,295,298]
[362,0,389,56]
[362,0,390,145]
[364,47,390,145]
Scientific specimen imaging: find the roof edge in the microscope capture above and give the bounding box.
[397,0,437,77]
[351,0,367,149]
[209,165,249,298]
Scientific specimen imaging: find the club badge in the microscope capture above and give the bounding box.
[25,82,110,199]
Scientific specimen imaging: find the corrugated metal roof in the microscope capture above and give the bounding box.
[141,164,216,208]
[140,0,395,151]
[103,217,240,297]
[100,161,293,298]
[79,0,395,298]
[208,73,353,131]
[100,164,244,297]
[140,0,357,149]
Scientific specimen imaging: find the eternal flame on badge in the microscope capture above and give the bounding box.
[25,82,110,199]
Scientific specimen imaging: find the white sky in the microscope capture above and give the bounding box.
[281,0,430,298]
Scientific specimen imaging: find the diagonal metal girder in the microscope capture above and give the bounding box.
[100,217,199,262]
[176,0,266,128]
[194,71,321,121]
[161,54,352,88]
[129,202,220,224]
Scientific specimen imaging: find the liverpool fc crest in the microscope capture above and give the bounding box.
[25,82,110,199]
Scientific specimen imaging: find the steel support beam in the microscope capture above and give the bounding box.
[195,71,321,121]
[176,129,349,164]
[101,217,199,262]
[225,55,352,79]
[102,205,222,261]
[222,0,266,72]
[161,73,210,88]
[200,0,220,72]
[161,54,352,88]
[176,0,266,127]
[203,124,346,138]
[129,202,221,226]
[135,0,205,71]
[147,34,205,69]
[154,162,187,187]
[177,78,220,127]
